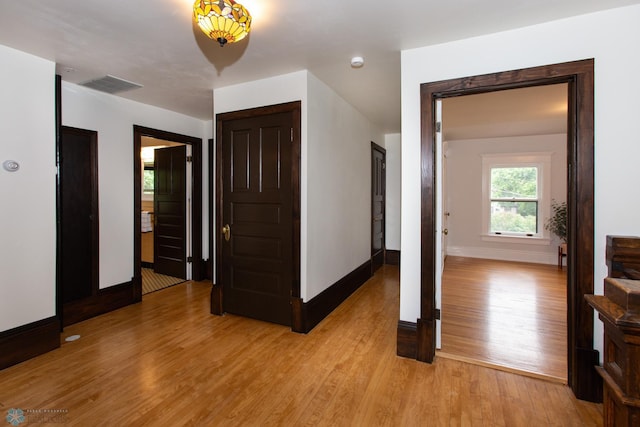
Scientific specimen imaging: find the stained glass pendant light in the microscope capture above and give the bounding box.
[193,0,252,47]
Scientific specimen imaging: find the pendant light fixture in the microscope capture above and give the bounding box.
[193,0,252,47]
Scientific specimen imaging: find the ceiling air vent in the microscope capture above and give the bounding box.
[80,75,143,94]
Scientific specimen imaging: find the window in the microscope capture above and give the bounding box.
[143,165,154,194]
[482,153,552,241]
[490,166,538,235]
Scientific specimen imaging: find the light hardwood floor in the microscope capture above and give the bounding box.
[0,265,600,426]
[441,256,567,382]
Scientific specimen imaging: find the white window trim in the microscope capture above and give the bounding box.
[481,152,553,245]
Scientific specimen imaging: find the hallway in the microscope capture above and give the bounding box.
[0,265,601,425]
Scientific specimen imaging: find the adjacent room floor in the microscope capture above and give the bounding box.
[141,267,185,295]
[440,256,567,382]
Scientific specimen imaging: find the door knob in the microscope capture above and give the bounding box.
[222,224,231,242]
[443,228,449,235]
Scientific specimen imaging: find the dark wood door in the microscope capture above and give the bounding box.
[59,126,98,304]
[154,145,187,279]
[371,142,386,273]
[220,112,293,326]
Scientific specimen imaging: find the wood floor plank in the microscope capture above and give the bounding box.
[441,256,568,381]
[0,265,600,426]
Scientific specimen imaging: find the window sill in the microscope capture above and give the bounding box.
[481,234,551,246]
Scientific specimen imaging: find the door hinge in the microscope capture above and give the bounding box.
[187,256,193,263]
[435,308,441,320]
[186,155,193,162]
[435,122,442,133]
[290,128,294,142]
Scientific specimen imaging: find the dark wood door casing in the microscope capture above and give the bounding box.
[213,101,302,327]
[418,59,598,401]
[133,126,203,302]
[371,142,386,273]
[154,145,187,279]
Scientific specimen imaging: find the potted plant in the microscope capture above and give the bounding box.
[545,200,567,242]
[546,200,567,267]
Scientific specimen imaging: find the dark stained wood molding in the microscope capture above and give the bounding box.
[207,138,214,281]
[386,250,401,266]
[396,320,417,358]
[210,283,223,315]
[214,101,302,317]
[418,59,599,401]
[0,317,60,370]
[55,75,63,330]
[62,280,136,327]
[416,317,435,363]
[291,260,372,333]
[141,261,153,269]
[133,125,205,302]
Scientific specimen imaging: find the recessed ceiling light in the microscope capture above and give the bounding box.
[351,56,364,68]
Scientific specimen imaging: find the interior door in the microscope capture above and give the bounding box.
[59,126,99,305]
[220,112,293,326]
[154,145,187,279]
[371,143,386,273]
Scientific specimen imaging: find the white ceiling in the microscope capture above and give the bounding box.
[1,1,638,134]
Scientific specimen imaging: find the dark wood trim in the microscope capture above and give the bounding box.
[386,250,401,266]
[207,138,214,281]
[418,59,598,401]
[396,320,417,358]
[133,126,204,302]
[55,74,63,330]
[141,261,154,269]
[210,283,223,315]
[213,130,223,308]
[62,280,135,327]
[291,260,372,333]
[0,317,60,370]
[214,101,302,322]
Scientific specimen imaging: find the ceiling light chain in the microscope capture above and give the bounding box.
[193,0,252,47]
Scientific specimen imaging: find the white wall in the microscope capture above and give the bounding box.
[400,5,640,357]
[445,134,566,264]
[306,73,382,300]
[214,70,382,301]
[0,45,56,331]
[385,133,401,251]
[62,82,209,288]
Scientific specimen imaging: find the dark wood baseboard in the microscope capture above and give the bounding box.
[396,320,417,358]
[141,261,153,269]
[63,280,137,327]
[205,258,213,281]
[573,347,603,402]
[292,260,372,333]
[210,283,223,315]
[0,316,60,370]
[386,250,400,266]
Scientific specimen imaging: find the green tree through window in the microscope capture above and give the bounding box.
[490,166,538,234]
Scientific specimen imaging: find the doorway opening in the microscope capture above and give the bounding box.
[140,139,190,294]
[418,60,599,401]
[436,84,569,381]
[133,126,203,302]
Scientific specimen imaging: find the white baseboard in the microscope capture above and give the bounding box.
[446,246,557,265]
